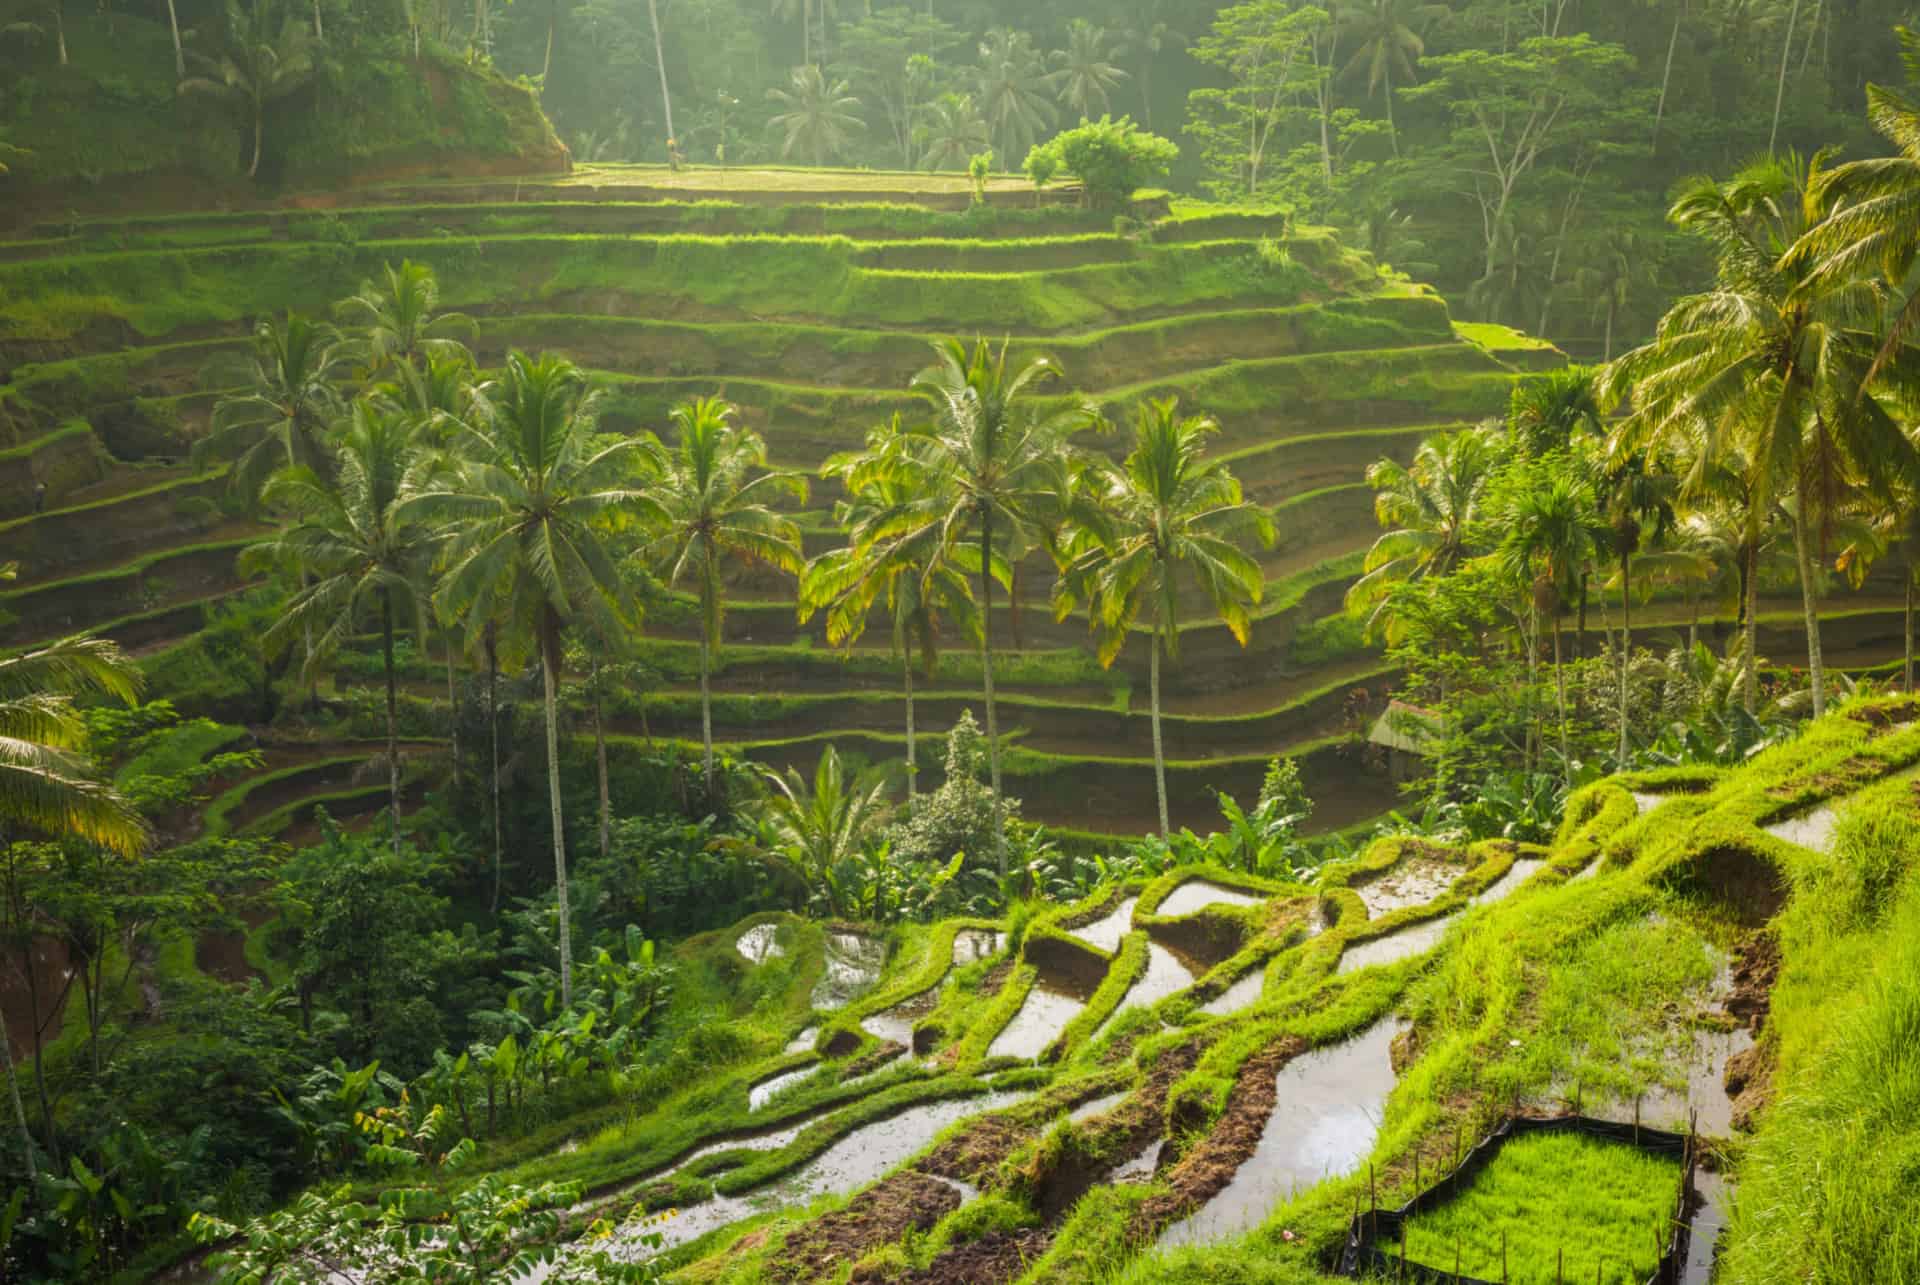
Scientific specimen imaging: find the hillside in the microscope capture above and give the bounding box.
[273,692,1914,1283]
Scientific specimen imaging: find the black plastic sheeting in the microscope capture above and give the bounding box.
[1338,1114,1701,1284]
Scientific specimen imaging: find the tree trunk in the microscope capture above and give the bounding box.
[313,0,323,39]
[1618,552,1632,763]
[540,622,573,1008]
[698,634,715,797]
[647,0,675,145]
[542,0,557,84]
[1791,510,1827,718]
[1905,572,1915,696]
[979,508,1006,875]
[1150,626,1169,839]
[383,592,401,855]
[445,642,461,786]
[0,1007,34,1177]
[1743,536,1760,715]
[1575,575,1588,663]
[487,628,503,915]
[249,103,263,179]
[1383,63,1398,158]
[1653,0,1682,151]
[166,0,184,76]
[903,653,917,801]
[1769,0,1802,155]
[594,657,610,863]
[53,0,66,65]
[1552,615,1570,779]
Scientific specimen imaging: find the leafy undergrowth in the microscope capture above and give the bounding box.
[1395,1131,1680,1282]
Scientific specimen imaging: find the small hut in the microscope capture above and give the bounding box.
[1368,700,1442,784]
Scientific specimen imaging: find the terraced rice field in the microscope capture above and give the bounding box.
[1,169,1911,841]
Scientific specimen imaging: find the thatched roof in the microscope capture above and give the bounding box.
[1369,700,1443,756]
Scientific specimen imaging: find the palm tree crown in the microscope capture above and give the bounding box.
[1049,20,1128,119]
[0,635,147,856]
[766,64,865,167]
[197,312,347,503]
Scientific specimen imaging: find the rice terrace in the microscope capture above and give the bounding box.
[2,1,1918,1282]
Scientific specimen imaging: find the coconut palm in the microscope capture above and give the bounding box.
[803,422,984,799]
[334,260,477,382]
[1597,448,1679,760]
[244,403,436,853]
[1576,228,1654,362]
[1837,473,1920,695]
[917,92,990,172]
[1603,153,1919,720]
[1048,20,1128,119]
[1494,465,1608,778]
[1346,424,1501,640]
[1338,0,1443,157]
[975,28,1056,171]
[404,352,648,1008]
[177,0,318,179]
[766,64,865,166]
[197,313,347,503]
[0,634,146,856]
[633,397,806,796]
[1054,399,1274,838]
[863,339,1093,872]
[759,747,893,917]
[1117,2,1185,130]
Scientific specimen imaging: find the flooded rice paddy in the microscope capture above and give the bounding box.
[736,923,785,964]
[1067,896,1139,953]
[1157,879,1263,918]
[812,934,889,1010]
[1158,1017,1402,1248]
[987,984,1087,1061]
[749,1065,820,1112]
[1336,913,1460,975]
[1199,968,1267,1018]
[1355,859,1459,918]
[1472,858,1547,906]
[1761,804,1838,853]
[953,929,1006,964]
[1090,943,1195,1043]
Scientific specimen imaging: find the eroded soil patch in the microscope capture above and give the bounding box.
[772,1171,962,1283]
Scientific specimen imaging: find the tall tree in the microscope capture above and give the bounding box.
[1186,0,1321,200]
[766,64,866,165]
[1346,424,1501,639]
[1048,19,1128,119]
[1597,447,1678,760]
[647,0,675,150]
[1118,0,1186,132]
[1337,0,1443,156]
[974,28,1056,169]
[405,352,646,1008]
[1054,399,1273,838]
[873,339,1093,873]
[634,397,807,797]
[197,313,346,502]
[0,636,146,857]
[177,0,318,179]
[916,92,989,171]
[334,260,477,383]
[244,403,434,854]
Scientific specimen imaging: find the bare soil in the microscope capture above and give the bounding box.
[854,1229,1052,1284]
[768,1170,963,1283]
[1684,848,1790,929]
[1146,913,1248,974]
[1724,934,1781,1131]
[1024,934,1111,1002]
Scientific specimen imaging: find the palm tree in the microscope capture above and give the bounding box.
[1576,228,1653,361]
[404,352,647,1008]
[633,397,806,796]
[1048,20,1128,119]
[0,635,146,856]
[197,313,346,502]
[758,747,892,917]
[178,0,318,179]
[1597,448,1679,760]
[803,421,984,799]
[1789,28,1920,385]
[1346,424,1501,640]
[1494,465,1608,778]
[872,339,1093,873]
[975,28,1057,170]
[1603,154,1918,719]
[1117,1,1185,131]
[917,92,990,172]
[334,260,477,382]
[1338,0,1443,157]
[243,402,434,853]
[1054,399,1273,838]
[766,64,865,167]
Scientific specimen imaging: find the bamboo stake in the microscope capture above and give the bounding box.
[1559,1246,1565,1285]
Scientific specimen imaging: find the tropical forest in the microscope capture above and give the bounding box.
[2,0,1919,1280]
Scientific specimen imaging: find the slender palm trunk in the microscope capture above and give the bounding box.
[1150,626,1169,839]
[593,657,610,863]
[1743,537,1760,715]
[1618,553,1632,763]
[250,103,263,179]
[647,0,675,144]
[1,1008,34,1177]
[445,643,461,785]
[1905,573,1915,695]
[487,627,503,915]
[382,592,401,855]
[166,0,184,76]
[540,627,573,1008]
[903,654,917,801]
[1791,511,1827,717]
[1769,0,1802,155]
[53,1,66,65]
[1383,64,1398,157]
[1653,0,1683,151]
[1553,615,1570,779]
[698,634,715,797]
[1524,607,1541,774]
[979,508,1006,874]
[542,0,557,83]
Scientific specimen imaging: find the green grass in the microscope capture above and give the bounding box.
[1393,1131,1682,1283]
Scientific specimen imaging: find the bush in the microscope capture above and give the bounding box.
[1025,116,1179,209]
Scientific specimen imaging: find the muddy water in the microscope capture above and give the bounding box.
[1114,1137,1166,1181]
[1681,1169,1732,1284]
[987,984,1087,1061]
[1158,880,1263,919]
[1069,1091,1128,1123]
[611,1089,1027,1260]
[812,934,889,1011]
[1762,804,1839,853]
[1158,1018,1402,1248]
[1472,858,1547,907]
[1199,969,1266,1018]
[1091,944,1195,1043]
[750,1066,820,1112]
[737,924,785,964]
[785,1026,819,1054]
[1571,858,1604,882]
[953,930,1006,965]
[1354,860,1459,918]
[1068,897,1139,954]
[1626,1024,1755,1139]
[1335,914,1459,976]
